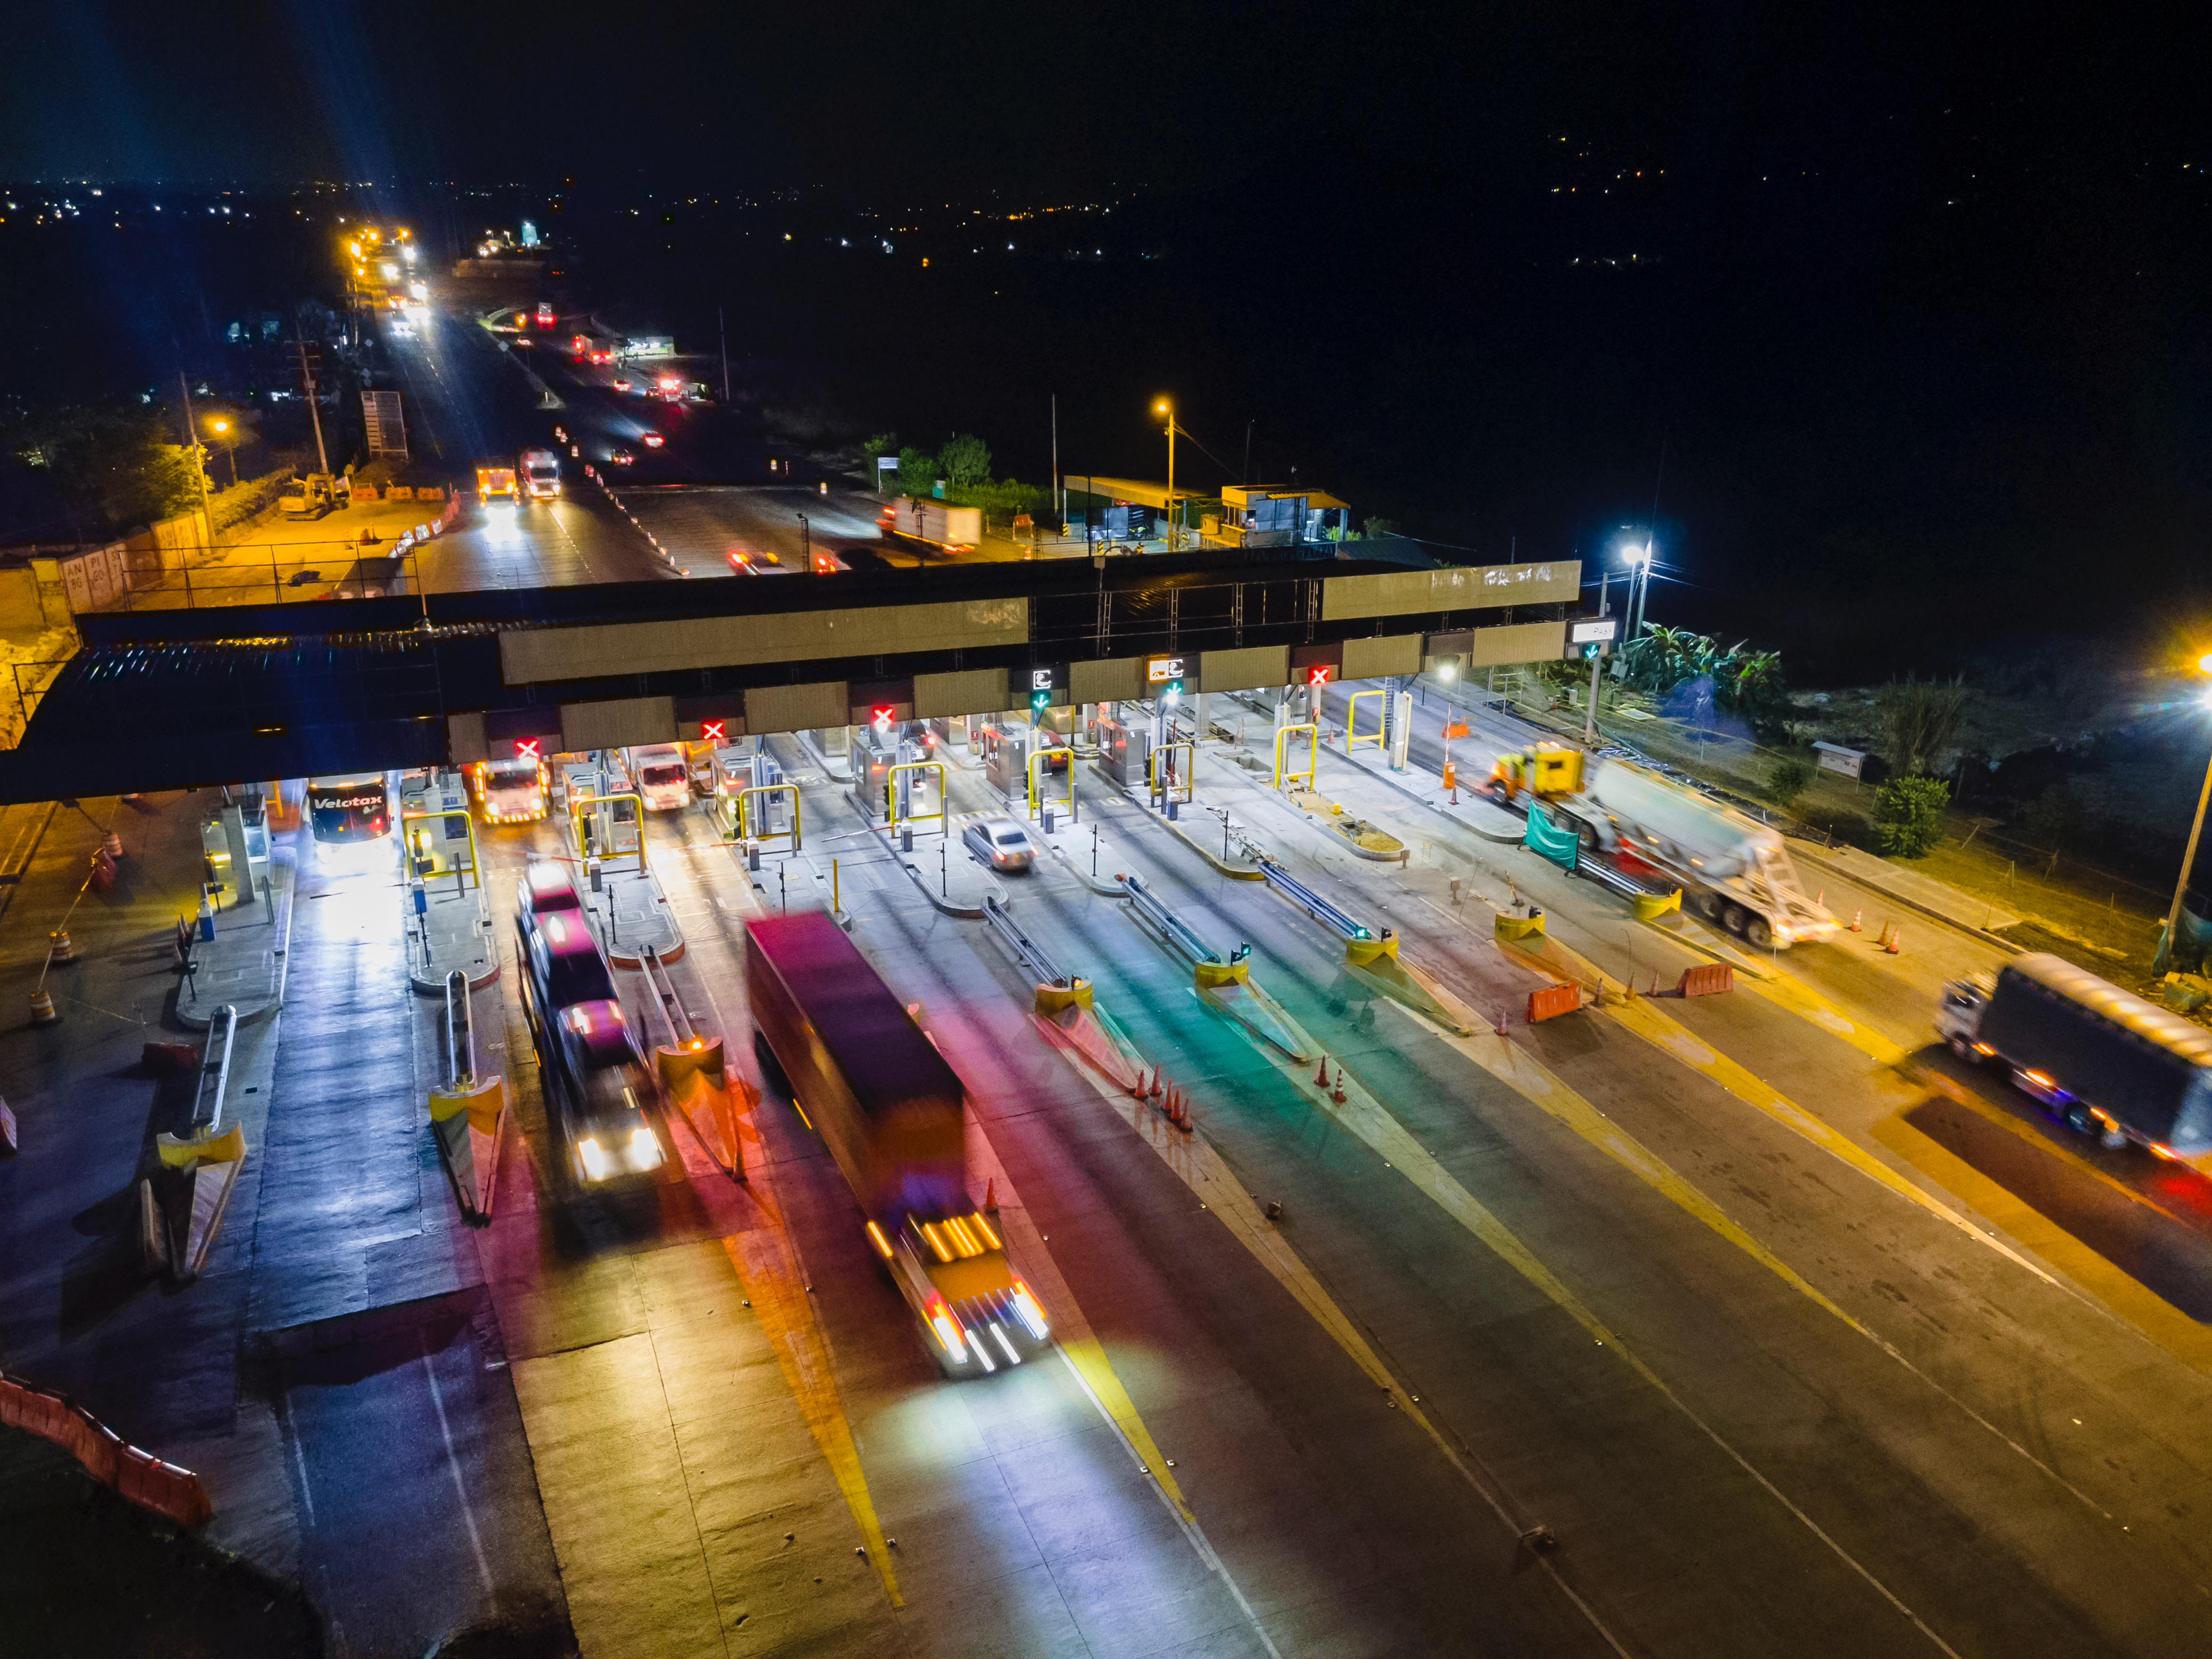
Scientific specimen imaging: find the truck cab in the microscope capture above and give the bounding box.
[476,464,518,504]
[520,448,562,500]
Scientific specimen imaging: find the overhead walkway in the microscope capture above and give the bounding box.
[2,549,1587,802]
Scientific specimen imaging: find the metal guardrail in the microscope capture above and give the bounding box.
[982,896,1073,987]
[192,1004,238,1133]
[1122,874,1244,968]
[1258,859,1381,945]
[638,946,699,1050]
[442,969,476,1091]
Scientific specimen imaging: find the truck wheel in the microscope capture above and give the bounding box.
[1695,890,1725,923]
[1744,915,1773,949]
[1947,1035,1975,1061]
[2064,1104,2097,1138]
[752,1030,791,1099]
[1723,903,1750,937]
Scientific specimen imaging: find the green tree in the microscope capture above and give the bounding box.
[1872,775,1950,858]
[938,433,992,491]
[893,445,936,497]
[1876,675,1967,777]
[1767,753,1816,808]
[9,403,200,532]
[860,433,896,487]
[1362,517,1399,540]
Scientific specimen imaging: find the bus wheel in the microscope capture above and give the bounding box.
[752,1031,791,1098]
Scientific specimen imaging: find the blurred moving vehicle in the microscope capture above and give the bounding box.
[629,744,691,811]
[476,464,519,503]
[1938,953,2212,1164]
[745,911,1049,1375]
[472,754,550,824]
[962,818,1035,871]
[608,447,635,467]
[640,431,665,449]
[549,1000,667,1186]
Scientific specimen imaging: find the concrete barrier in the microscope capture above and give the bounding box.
[1678,962,1735,998]
[1494,909,1546,942]
[1632,890,1682,921]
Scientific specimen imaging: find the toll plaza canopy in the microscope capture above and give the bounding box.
[0,547,1586,802]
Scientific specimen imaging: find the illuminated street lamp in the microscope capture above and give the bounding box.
[1621,538,1655,643]
[2166,652,2212,959]
[203,415,241,488]
[1154,397,1181,554]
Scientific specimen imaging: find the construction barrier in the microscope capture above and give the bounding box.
[1494,908,1546,942]
[1527,983,1583,1023]
[0,1371,213,1527]
[1678,962,1735,998]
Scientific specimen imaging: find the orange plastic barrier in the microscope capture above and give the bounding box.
[0,1372,212,1527]
[1678,962,1735,998]
[1526,983,1583,1023]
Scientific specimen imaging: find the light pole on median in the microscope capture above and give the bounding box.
[2163,655,2212,963]
[1154,397,1179,554]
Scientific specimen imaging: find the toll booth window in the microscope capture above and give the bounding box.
[447,817,470,841]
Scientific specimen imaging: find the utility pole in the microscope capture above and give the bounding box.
[178,372,213,557]
[717,307,731,404]
[1050,394,1060,530]
[1583,572,1610,746]
[295,325,329,478]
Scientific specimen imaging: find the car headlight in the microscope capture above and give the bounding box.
[627,1125,662,1170]
[577,1136,610,1182]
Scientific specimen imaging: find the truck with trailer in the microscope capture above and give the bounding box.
[744,911,1050,1374]
[879,496,982,557]
[1937,952,2212,1162]
[475,463,518,504]
[1487,745,1837,948]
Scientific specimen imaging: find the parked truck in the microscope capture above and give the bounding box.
[1488,744,1837,947]
[744,911,1050,1374]
[1937,953,2212,1161]
[880,496,982,557]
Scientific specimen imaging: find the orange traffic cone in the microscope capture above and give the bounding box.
[1814,889,1824,908]
[1495,1007,1509,1035]
[1849,908,1862,932]
[983,1178,998,1213]
[1315,1056,1331,1087]
[1885,927,1903,955]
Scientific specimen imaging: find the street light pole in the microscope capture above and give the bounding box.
[2166,665,2212,959]
[1155,398,1178,554]
[178,372,213,556]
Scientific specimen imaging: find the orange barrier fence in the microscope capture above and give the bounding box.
[1526,983,1583,1023]
[1678,962,1735,998]
[0,1371,212,1527]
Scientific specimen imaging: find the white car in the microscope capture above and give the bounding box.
[963,818,1035,871]
[630,744,690,811]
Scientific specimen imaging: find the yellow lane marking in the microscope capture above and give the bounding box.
[1870,1114,2212,1375]
[1397,1007,2114,1521]
[1241,1007,1962,1655]
[719,1233,902,1608]
[1603,992,2057,1285]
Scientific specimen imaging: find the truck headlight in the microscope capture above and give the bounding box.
[577,1135,610,1182]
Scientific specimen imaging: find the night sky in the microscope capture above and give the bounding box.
[5,4,2210,677]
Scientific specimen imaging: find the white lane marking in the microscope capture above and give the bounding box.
[421,1336,498,1598]
[1055,1347,1285,1659]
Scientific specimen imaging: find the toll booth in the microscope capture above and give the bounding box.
[573,792,643,864]
[888,738,944,828]
[978,719,1026,797]
[925,715,970,751]
[851,722,902,824]
[199,795,271,908]
[1095,717,1150,789]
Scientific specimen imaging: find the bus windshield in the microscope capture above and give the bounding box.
[307,775,391,844]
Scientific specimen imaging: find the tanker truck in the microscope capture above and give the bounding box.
[1488,745,1838,948]
[744,910,1050,1374]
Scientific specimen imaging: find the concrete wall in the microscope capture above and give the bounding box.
[0,567,48,631]
[1341,634,1425,680]
[1322,560,1581,620]
[743,681,849,736]
[1197,644,1289,694]
[912,667,1008,718]
[559,696,676,752]
[1071,657,1145,706]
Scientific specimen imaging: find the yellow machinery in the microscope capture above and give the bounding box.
[1488,744,1584,802]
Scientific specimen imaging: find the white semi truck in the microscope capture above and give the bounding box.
[881,496,982,556]
[1489,745,1838,948]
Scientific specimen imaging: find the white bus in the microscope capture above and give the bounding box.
[306,773,394,868]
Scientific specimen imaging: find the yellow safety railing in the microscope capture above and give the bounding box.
[568,791,648,873]
[1149,741,1194,806]
[887,760,947,834]
[1027,749,1076,821]
[736,782,801,851]
[1273,722,1318,791]
[401,808,481,891]
[1346,689,1385,750]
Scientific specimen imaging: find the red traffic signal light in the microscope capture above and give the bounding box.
[515,738,542,759]
[1307,665,1334,688]
[700,719,726,745]
[870,705,895,731]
